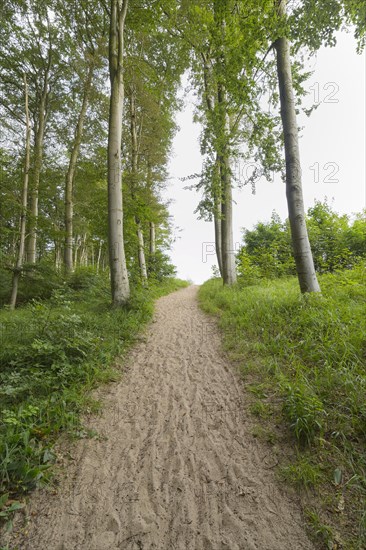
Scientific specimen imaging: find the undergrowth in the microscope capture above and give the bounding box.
[199,265,366,549]
[0,269,187,526]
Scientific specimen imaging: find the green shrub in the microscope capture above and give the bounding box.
[237,204,366,284]
[0,268,12,307]
[147,250,177,282]
[0,263,65,308]
[67,267,101,290]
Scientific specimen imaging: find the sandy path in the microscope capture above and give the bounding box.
[6,286,314,550]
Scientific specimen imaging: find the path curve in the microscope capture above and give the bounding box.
[6,286,314,550]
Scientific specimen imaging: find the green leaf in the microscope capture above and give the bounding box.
[0,493,9,510]
[333,468,342,486]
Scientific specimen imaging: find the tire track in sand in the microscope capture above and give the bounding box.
[5,285,314,550]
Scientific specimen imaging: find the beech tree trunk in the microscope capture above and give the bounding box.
[217,83,237,286]
[81,233,88,266]
[130,90,148,284]
[26,95,46,263]
[275,0,320,293]
[96,240,102,273]
[149,222,156,255]
[202,55,223,277]
[214,205,223,277]
[9,75,31,310]
[137,225,148,281]
[219,154,236,285]
[54,238,62,270]
[213,3,236,284]
[213,156,223,277]
[74,235,80,268]
[26,57,50,264]
[107,0,130,306]
[64,61,94,273]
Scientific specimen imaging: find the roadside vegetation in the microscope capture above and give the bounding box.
[0,267,187,527]
[199,205,366,549]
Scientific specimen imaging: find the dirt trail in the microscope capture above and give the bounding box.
[6,286,314,550]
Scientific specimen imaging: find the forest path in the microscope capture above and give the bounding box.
[7,286,314,550]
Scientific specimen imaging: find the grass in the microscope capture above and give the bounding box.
[0,271,188,527]
[279,456,323,488]
[199,265,366,549]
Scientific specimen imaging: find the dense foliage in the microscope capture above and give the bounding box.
[0,0,186,308]
[237,202,366,283]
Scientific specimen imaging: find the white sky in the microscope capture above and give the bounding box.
[165,31,366,284]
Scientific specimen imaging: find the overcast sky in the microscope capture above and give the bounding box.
[164,31,366,284]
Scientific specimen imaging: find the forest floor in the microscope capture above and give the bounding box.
[3,285,314,550]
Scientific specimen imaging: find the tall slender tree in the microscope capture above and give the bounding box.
[26,11,54,264]
[275,0,320,293]
[64,58,95,273]
[129,88,148,284]
[107,0,130,305]
[9,74,31,309]
[201,55,223,276]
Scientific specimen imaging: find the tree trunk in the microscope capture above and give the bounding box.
[217,84,236,286]
[54,239,62,270]
[214,206,223,277]
[96,240,102,273]
[108,0,130,306]
[137,224,148,282]
[219,154,236,285]
[26,61,50,264]
[81,233,88,266]
[26,97,46,263]
[9,74,31,310]
[74,235,80,268]
[130,90,148,284]
[202,55,223,277]
[213,157,223,277]
[212,2,236,285]
[275,0,320,293]
[64,61,95,274]
[149,222,156,255]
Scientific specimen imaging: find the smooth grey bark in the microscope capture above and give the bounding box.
[74,235,80,268]
[80,233,88,266]
[146,164,156,257]
[149,222,156,255]
[107,0,130,306]
[64,61,94,273]
[219,153,236,285]
[275,0,320,293]
[217,83,237,286]
[9,75,31,310]
[213,156,223,277]
[137,226,148,282]
[26,52,51,264]
[213,1,236,284]
[54,237,62,270]
[214,204,223,276]
[96,240,103,273]
[130,90,148,284]
[202,55,223,277]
